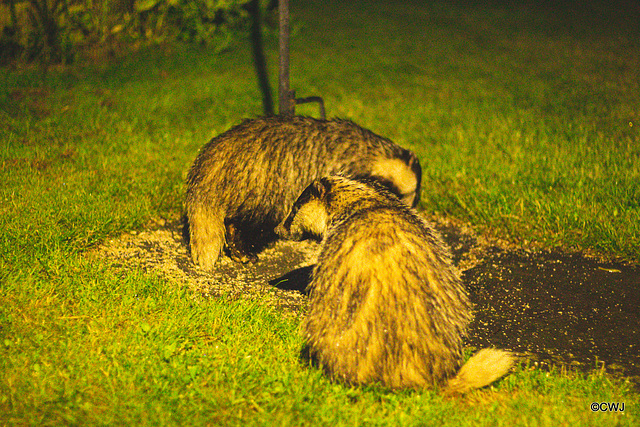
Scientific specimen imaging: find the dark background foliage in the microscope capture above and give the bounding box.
[0,0,276,66]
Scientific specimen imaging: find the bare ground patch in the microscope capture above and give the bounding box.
[90,215,640,386]
[90,218,318,316]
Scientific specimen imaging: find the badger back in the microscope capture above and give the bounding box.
[299,176,470,388]
[187,116,421,222]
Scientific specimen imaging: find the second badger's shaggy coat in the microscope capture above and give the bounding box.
[186,115,421,270]
[276,176,513,392]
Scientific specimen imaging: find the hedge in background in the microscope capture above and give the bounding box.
[0,0,274,65]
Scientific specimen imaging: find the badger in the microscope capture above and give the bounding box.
[275,175,514,393]
[186,115,422,270]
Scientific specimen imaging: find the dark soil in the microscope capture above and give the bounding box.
[464,248,639,383]
[91,216,640,385]
[437,221,640,386]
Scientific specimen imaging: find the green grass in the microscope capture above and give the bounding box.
[1,0,639,424]
[289,0,640,260]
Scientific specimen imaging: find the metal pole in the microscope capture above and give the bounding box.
[278,0,325,119]
[279,0,295,116]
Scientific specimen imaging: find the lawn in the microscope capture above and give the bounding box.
[1,0,638,425]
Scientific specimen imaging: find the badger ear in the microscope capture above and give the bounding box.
[312,178,330,200]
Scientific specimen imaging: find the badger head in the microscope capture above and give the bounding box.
[275,179,330,241]
[367,150,422,208]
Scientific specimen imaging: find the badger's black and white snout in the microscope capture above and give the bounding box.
[275,180,329,242]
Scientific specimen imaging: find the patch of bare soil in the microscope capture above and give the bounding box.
[90,216,640,385]
[436,220,640,386]
[464,249,639,383]
[91,218,318,316]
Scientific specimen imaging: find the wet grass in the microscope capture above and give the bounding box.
[1,0,639,424]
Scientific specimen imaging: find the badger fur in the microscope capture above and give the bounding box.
[186,115,422,270]
[276,175,514,393]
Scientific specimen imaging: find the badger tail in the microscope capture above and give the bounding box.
[444,348,515,395]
